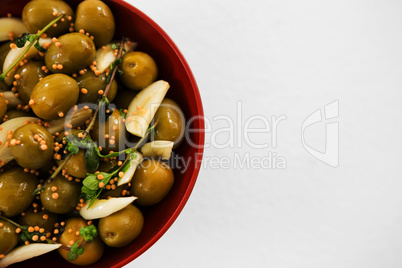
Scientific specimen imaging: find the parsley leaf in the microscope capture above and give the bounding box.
[67,241,85,261]
[79,225,98,242]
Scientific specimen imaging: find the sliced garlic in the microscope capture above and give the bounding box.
[141,140,174,160]
[0,117,39,166]
[2,91,22,109]
[125,80,170,137]
[0,243,62,268]
[80,196,137,220]
[0,17,28,42]
[3,38,51,85]
[95,41,136,73]
[117,152,143,186]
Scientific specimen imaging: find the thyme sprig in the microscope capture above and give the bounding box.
[0,216,52,244]
[80,123,157,208]
[0,15,63,81]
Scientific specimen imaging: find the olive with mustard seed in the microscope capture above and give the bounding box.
[40,174,81,214]
[119,51,158,91]
[10,123,54,170]
[45,33,96,75]
[112,86,137,109]
[0,220,18,255]
[30,73,79,120]
[17,207,58,233]
[130,159,174,206]
[98,204,144,247]
[0,167,39,217]
[58,218,104,266]
[74,0,115,47]
[22,0,73,37]
[55,129,90,178]
[5,109,35,120]
[15,61,47,105]
[91,109,127,153]
[56,149,89,179]
[76,71,117,103]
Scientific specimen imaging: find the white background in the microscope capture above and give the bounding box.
[126,0,402,267]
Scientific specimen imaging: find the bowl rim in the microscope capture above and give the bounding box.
[107,1,205,267]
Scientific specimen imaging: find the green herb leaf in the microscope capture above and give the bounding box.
[84,143,99,172]
[80,152,138,208]
[119,109,127,119]
[110,43,119,50]
[34,41,45,53]
[67,241,84,261]
[18,226,47,244]
[79,225,98,242]
[96,148,133,159]
[81,172,114,207]
[16,33,30,48]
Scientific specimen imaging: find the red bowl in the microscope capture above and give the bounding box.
[1,0,204,267]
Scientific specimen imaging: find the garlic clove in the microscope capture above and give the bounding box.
[79,196,137,220]
[0,243,62,268]
[140,140,174,160]
[0,18,27,42]
[125,80,169,137]
[117,152,143,186]
[3,38,51,85]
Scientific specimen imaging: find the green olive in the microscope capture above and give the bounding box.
[5,109,35,120]
[56,149,89,179]
[0,95,7,119]
[30,73,79,120]
[91,109,126,153]
[0,42,11,70]
[98,204,143,247]
[97,159,118,173]
[15,61,47,105]
[76,71,117,103]
[99,184,129,199]
[0,81,9,92]
[74,0,115,47]
[130,159,174,206]
[22,0,74,37]
[0,220,18,255]
[154,98,185,148]
[10,123,54,170]
[0,167,39,217]
[40,174,80,214]
[119,51,158,91]
[17,207,58,232]
[112,86,137,109]
[58,218,104,266]
[45,33,96,75]
[55,129,89,178]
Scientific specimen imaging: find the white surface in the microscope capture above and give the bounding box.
[125,0,402,267]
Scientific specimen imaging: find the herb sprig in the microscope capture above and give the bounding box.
[80,123,156,208]
[67,225,98,261]
[0,15,63,81]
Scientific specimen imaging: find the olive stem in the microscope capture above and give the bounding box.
[0,215,21,228]
[103,38,125,97]
[50,154,72,179]
[82,38,126,140]
[59,241,86,252]
[0,15,63,81]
